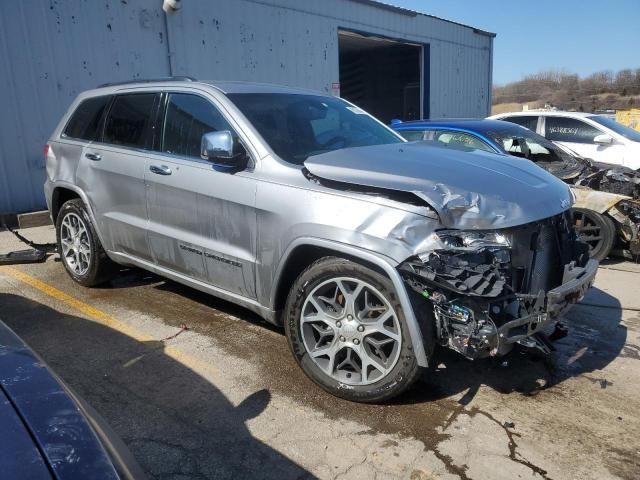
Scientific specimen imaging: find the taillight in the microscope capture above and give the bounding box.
[44,144,50,158]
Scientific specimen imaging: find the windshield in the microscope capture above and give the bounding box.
[227,93,403,164]
[589,115,640,142]
[486,125,585,177]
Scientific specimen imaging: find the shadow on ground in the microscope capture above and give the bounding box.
[99,268,627,409]
[400,286,627,405]
[0,293,314,480]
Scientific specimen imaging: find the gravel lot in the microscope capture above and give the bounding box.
[1,226,639,480]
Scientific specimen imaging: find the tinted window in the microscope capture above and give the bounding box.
[103,93,157,148]
[433,130,494,152]
[63,96,110,141]
[546,117,601,144]
[228,93,402,164]
[398,130,426,142]
[502,115,538,132]
[162,94,234,158]
[589,115,640,142]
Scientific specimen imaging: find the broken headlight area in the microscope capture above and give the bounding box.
[400,212,592,359]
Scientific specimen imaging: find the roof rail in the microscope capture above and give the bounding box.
[97,76,197,88]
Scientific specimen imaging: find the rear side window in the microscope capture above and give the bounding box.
[546,117,602,144]
[398,130,426,142]
[103,93,158,149]
[433,130,494,152]
[63,96,110,141]
[162,93,234,158]
[502,115,538,132]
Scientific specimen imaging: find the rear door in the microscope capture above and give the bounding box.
[78,92,160,261]
[144,91,258,298]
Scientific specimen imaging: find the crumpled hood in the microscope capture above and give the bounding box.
[304,142,573,229]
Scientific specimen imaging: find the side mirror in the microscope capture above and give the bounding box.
[201,130,247,168]
[593,134,613,145]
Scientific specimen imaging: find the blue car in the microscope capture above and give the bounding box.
[391,118,640,260]
[0,319,145,479]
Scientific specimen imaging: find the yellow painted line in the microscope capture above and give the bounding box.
[0,266,219,377]
[1,266,153,342]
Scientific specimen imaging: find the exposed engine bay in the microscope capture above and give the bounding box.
[570,160,640,199]
[400,211,596,359]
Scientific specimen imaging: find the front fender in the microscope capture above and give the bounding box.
[271,237,430,367]
[571,186,630,214]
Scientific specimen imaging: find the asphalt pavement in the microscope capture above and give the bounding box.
[1,226,639,480]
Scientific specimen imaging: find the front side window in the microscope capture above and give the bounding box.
[63,96,111,141]
[103,93,158,149]
[589,115,640,142]
[227,93,402,164]
[162,93,235,158]
[488,127,579,165]
[502,115,538,132]
[397,130,427,142]
[545,117,601,144]
[432,130,494,152]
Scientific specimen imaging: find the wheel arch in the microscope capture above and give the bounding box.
[270,237,429,367]
[51,183,109,251]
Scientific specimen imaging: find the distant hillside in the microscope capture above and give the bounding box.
[492,68,640,113]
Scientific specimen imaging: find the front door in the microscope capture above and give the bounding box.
[544,116,625,164]
[144,92,258,299]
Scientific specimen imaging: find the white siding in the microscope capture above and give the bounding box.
[0,0,492,214]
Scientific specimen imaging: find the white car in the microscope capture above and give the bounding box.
[490,111,640,170]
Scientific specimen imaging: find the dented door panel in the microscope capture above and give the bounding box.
[144,153,258,298]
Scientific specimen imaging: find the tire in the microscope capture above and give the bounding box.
[572,208,616,261]
[56,199,114,286]
[284,256,434,403]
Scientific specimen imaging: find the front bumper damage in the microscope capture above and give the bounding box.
[399,212,597,359]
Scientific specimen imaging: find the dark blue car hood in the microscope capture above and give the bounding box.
[0,321,119,480]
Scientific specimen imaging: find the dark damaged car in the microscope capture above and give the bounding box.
[392,118,640,260]
[0,319,144,479]
[45,80,597,402]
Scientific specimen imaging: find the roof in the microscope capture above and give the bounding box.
[492,111,596,118]
[349,0,496,37]
[201,80,324,95]
[91,79,325,96]
[392,118,523,133]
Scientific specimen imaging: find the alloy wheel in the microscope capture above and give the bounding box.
[300,277,402,385]
[60,212,91,276]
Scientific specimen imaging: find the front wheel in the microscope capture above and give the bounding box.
[284,257,429,403]
[572,208,616,260]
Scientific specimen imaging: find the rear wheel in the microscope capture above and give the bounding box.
[572,208,616,260]
[56,199,114,286]
[284,257,430,403]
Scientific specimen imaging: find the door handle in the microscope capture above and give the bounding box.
[85,152,102,161]
[149,164,172,176]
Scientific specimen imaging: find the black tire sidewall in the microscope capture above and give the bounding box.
[56,200,104,286]
[284,257,423,403]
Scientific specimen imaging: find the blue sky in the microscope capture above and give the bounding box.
[393,0,639,85]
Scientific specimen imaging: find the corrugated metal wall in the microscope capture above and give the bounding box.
[0,0,492,215]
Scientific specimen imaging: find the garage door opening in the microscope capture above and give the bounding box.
[338,30,425,124]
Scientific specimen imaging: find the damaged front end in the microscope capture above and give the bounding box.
[608,199,640,258]
[399,211,598,359]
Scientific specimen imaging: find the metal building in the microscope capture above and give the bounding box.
[0,0,494,215]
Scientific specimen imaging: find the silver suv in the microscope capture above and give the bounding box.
[45,78,598,402]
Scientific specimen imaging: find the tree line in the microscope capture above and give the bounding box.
[493,68,640,111]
